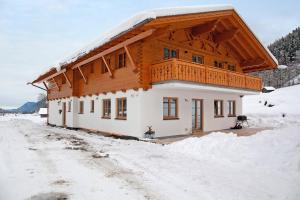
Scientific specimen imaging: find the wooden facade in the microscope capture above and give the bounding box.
[31,9,277,100]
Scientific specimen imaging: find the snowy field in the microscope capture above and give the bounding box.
[1,86,300,200]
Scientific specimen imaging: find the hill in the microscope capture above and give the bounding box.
[1,94,47,114]
[251,27,300,88]
[9,102,38,114]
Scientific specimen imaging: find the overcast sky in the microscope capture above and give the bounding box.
[0,0,299,108]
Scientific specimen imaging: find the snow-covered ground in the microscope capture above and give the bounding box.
[1,85,300,200]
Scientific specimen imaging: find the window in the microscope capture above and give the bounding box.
[90,100,94,113]
[90,63,94,73]
[163,48,179,59]
[102,99,111,118]
[228,100,236,117]
[117,52,126,69]
[79,101,84,114]
[62,76,66,84]
[214,61,224,69]
[228,64,236,71]
[116,98,127,119]
[67,101,71,112]
[214,100,223,117]
[101,59,109,74]
[171,49,178,58]
[163,97,178,119]
[192,55,204,64]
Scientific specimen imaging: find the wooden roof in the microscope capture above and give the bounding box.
[32,6,277,83]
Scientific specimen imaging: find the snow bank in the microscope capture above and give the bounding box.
[167,128,300,173]
[0,114,46,124]
[244,84,300,115]
[243,84,300,127]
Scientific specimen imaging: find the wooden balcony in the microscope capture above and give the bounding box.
[150,59,262,91]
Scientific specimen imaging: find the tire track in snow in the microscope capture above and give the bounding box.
[13,119,162,200]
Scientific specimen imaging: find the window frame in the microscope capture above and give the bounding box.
[116,51,126,69]
[116,97,127,120]
[90,100,95,113]
[214,100,224,118]
[228,64,236,71]
[68,101,71,112]
[228,100,236,117]
[214,61,224,69]
[79,101,84,114]
[102,99,111,119]
[163,97,179,120]
[192,54,204,64]
[163,48,179,60]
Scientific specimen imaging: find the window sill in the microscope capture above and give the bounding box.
[214,115,224,118]
[163,117,179,120]
[102,116,111,119]
[115,117,127,120]
[228,115,236,118]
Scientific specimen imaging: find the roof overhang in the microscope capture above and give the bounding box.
[31,5,278,84]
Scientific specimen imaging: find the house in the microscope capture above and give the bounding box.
[38,108,48,118]
[262,86,276,93]
[30,5,277,138]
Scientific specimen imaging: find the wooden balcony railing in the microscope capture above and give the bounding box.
[151,59,262,91]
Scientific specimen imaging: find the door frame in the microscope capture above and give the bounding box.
[192,99,203,133]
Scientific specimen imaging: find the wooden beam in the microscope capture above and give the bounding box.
[27,82,47,91]
[214,28,238,43]
[72,29,154,70]
[241,58,265,68]
[78,66,87,84]
[227,41,248,60]
[243,65,269,73]
[191,20,218,37]
[36,69,66,84]
[124,45,138,72]
[235,35,256,58]
[52,78,60,90]
[224,42,245,61]
[101,56,113,77]
[43,81,48,90]
[63,72,72,88]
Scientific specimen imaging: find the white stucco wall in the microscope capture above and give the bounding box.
[139,87,243,137]
[74,90,142,136]
[48,100,63,126]
[48,83,252,138]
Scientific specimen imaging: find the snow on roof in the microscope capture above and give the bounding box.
[46,4,277,74]
[263,86,276,91]
[51,5,234,71]
[38,108,48,115]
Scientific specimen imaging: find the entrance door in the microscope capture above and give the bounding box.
[62,102,66,127]
[192,99,203,132]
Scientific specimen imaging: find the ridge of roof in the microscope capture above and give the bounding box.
[37,4,277,80]
[51,5,235,71]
